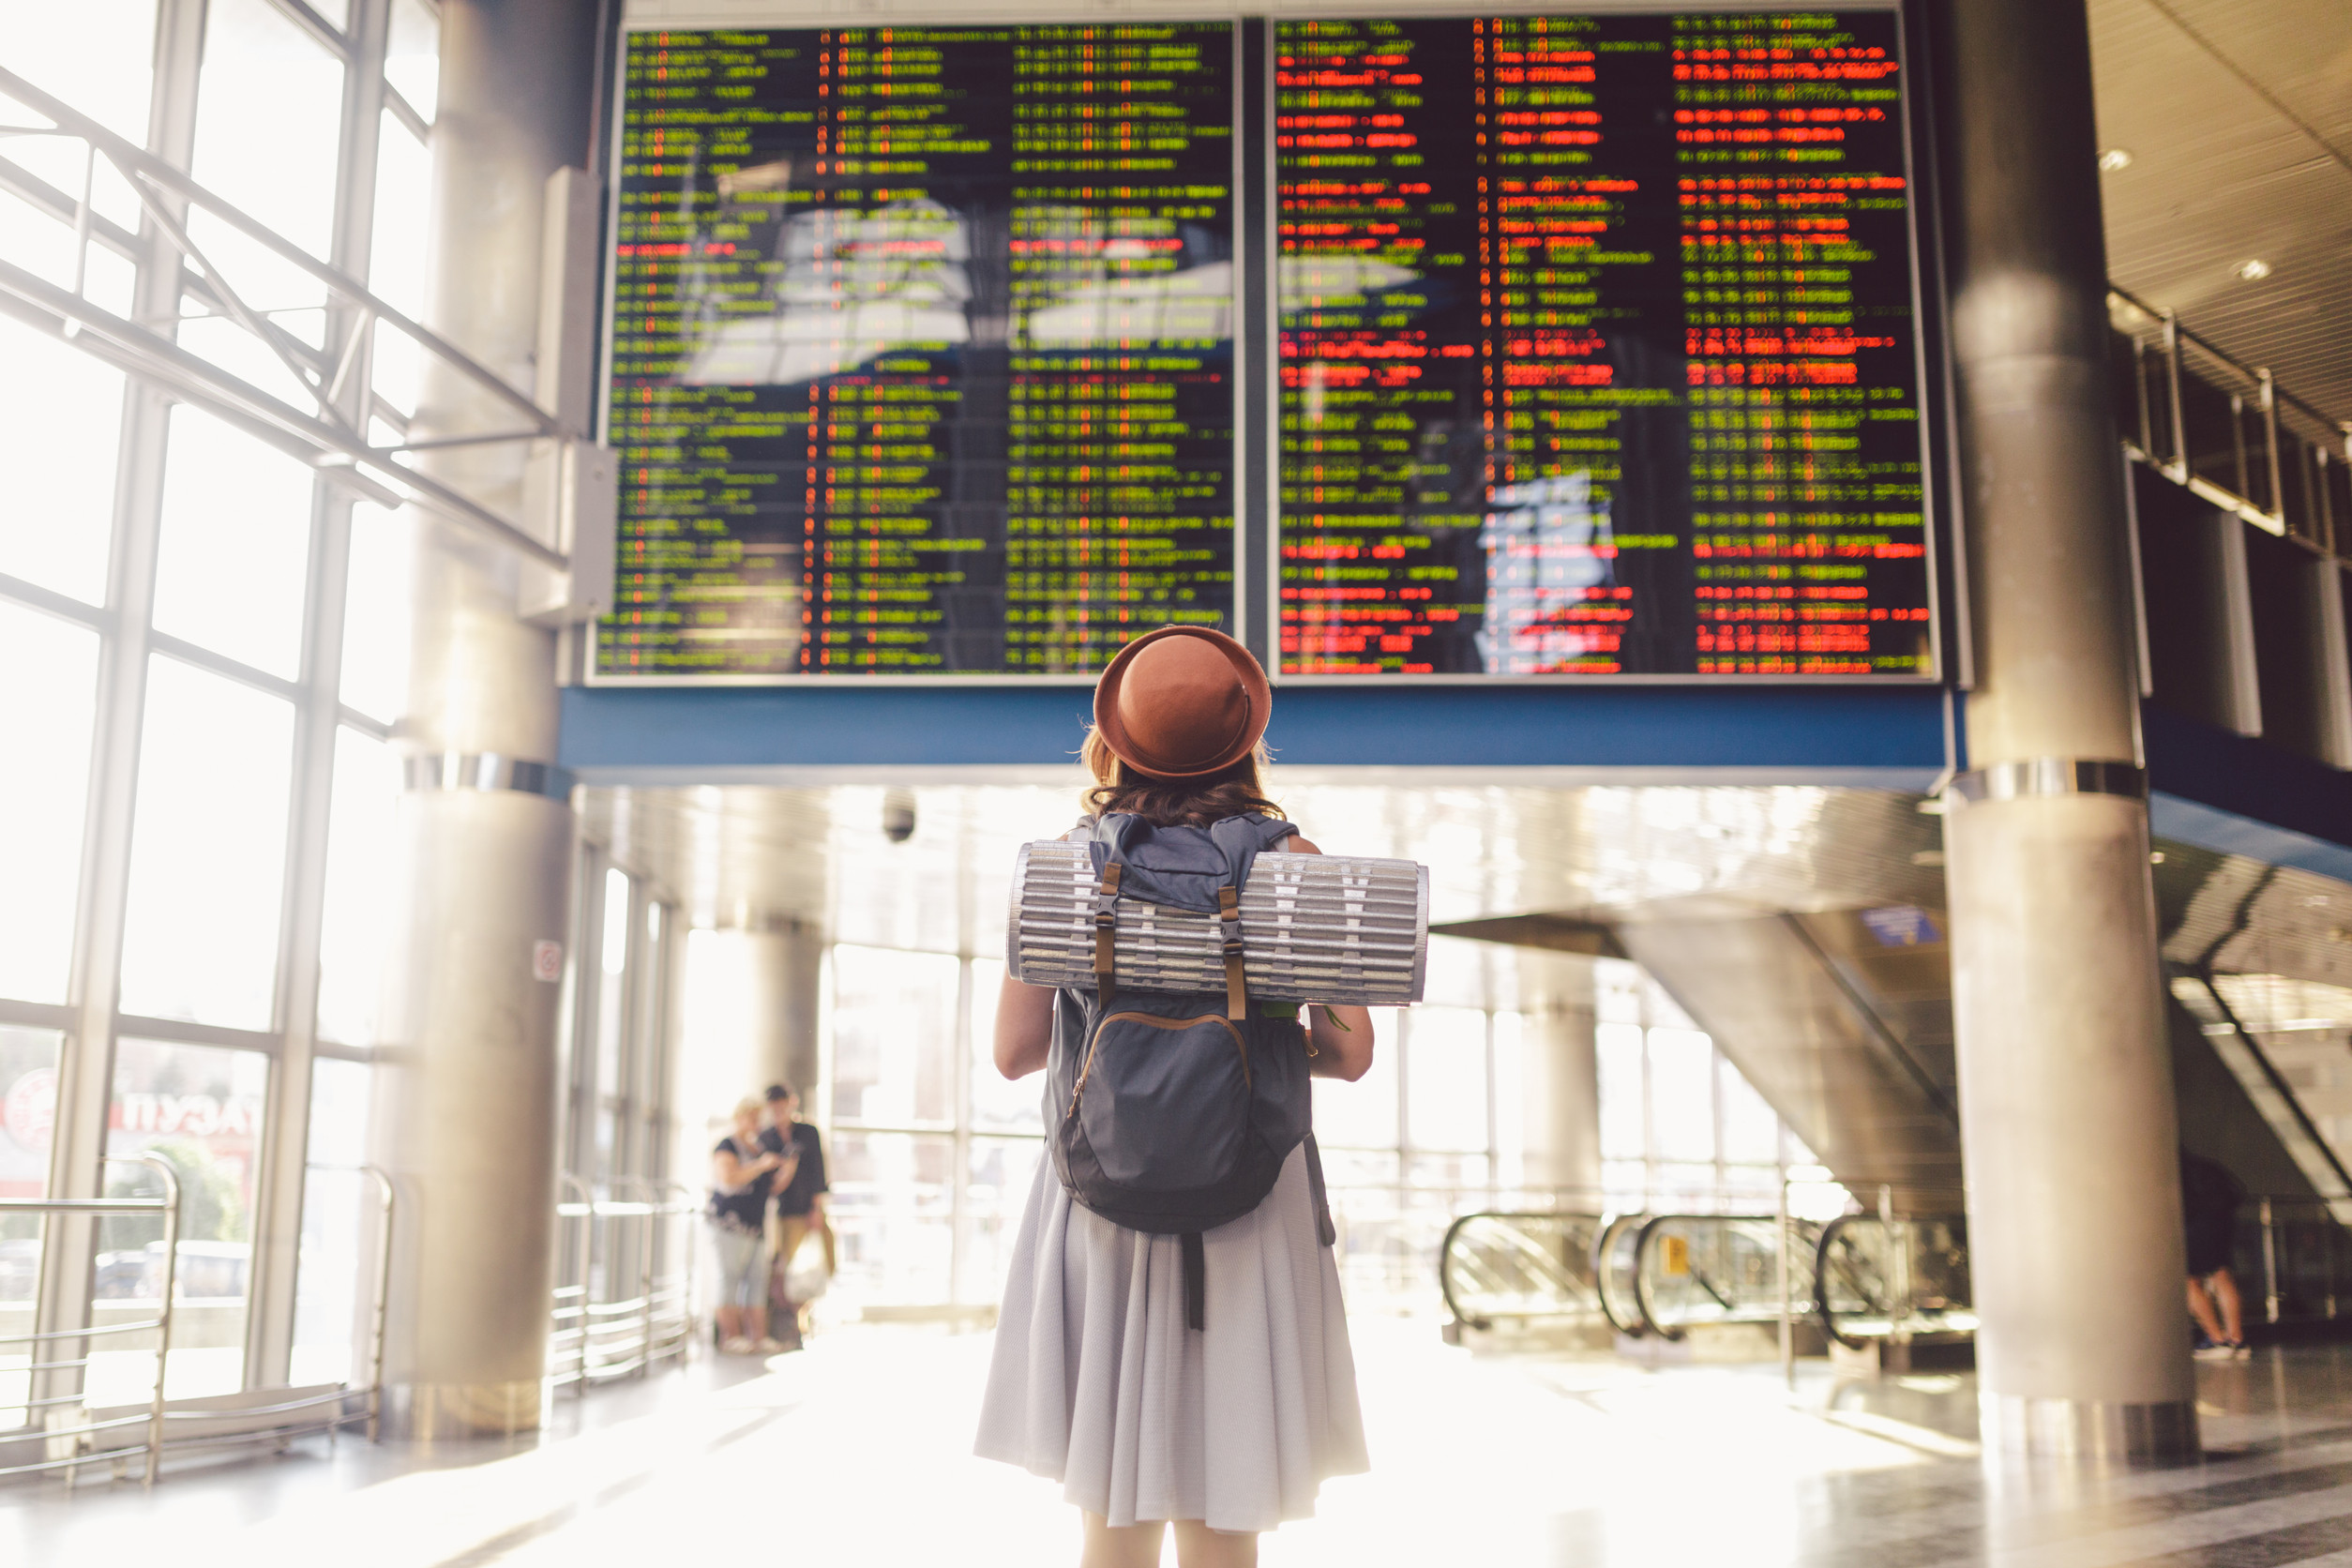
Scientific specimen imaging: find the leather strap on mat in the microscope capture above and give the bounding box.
[1093,863,1122,1006]
[1216,884,1245,1020]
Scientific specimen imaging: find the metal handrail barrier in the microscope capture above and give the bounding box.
[0,1154,180,1485]
[2244,1194,2352,1328]
[2108,284,2349,553]
[550,1176,700,1390]
[641,1179,701,1368]
[550,1173,594,1394]
[303,1162,396,1443]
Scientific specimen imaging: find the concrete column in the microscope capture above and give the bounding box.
[371,0,597,1439]
[1936,0,2195,1462]
[743,923,825,1101]
[1518,969,1602,1195]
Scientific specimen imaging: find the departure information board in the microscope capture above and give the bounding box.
[1275,10,1929,676]
[597,10,1934,683]
[603,23,1237,676]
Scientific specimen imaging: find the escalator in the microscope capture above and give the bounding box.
[1454,831,2348,1221]
[1436,830,2352,1352]
[1439,1204,1972,1350]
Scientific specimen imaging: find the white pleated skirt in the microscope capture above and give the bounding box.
[973,1142,1369,1532]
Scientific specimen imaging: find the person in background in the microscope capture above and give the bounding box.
[2181,1147,2250,1360]
[763,1082,833,1349]
[711,1096,785,1353]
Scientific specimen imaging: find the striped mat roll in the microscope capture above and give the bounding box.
[1006,841,1428,1006]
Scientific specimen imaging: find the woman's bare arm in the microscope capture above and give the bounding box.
[994,973,1055,1079]
[1286,836,1378,1081]
[711,1143,776,1191]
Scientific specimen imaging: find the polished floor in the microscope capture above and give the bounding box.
[8,1322,2352,1566]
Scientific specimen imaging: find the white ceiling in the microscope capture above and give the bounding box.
[2091,0,2352,429]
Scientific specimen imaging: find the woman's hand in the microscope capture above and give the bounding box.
[1307,1002,1376,1080]
[994,973,1054,1079]
[1284,836,1378,1081]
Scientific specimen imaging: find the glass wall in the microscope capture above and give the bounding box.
[802,940,1808,1319]
[0,0,438,1410]
[105,1040,270,1399]
[827,945,965,1307]
[1593,957,1815,1207]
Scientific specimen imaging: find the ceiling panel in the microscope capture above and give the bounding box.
[2090,0,2352,426]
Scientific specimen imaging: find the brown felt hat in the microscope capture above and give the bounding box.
[1093,626,1272,779]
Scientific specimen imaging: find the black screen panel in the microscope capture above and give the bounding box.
[602,24,1238,677]
[1274,11,1930,677]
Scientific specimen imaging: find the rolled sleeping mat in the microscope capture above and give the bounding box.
[1007,842,1429,1006]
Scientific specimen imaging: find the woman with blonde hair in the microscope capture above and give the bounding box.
[976,626,1373,1568]
[709,1094,784,1352]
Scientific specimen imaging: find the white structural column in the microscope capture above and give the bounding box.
[743,923,826,1101]
[1936,0,2195,1461]
[1518,972,1602,1195]
[371,0,598,1438]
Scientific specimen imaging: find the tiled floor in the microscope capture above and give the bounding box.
[8,1320,2352,1566]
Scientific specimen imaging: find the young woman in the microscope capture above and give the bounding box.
[975,626,1373,1568]
[709,1096,784,1353]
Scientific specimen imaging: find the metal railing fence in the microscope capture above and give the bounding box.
[550,1175,699,1392]
[2245,1195,2351,1328]
[0,1160,395,1489]
[2108,287,2351,554]
[0,1155,179,1485]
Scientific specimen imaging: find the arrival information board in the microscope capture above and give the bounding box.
[603,23,1237,676]
[1276,10,1929,675]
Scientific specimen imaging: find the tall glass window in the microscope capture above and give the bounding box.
[150,406,316,680]
[0,603,100,1004]
[826,945,960,1304]
[291,1056,378,1385]
[315,728,403,1048]
[183,0,347,391]
[831,945,957,1128]
[118,657,295,1029]
[0,0,446,1404]
[105,1039,271,1400]
[1593,957,1811,1207]
[0,318,126,604]
[0,1027,61,1427]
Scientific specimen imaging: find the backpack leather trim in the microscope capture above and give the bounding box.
[1067,1009,1250,1120]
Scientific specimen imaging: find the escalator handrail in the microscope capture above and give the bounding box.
[1632,1212,1785,1342]
[1591,1212,1651,1337]
[1813,1211,1971,1349]
[1439,1210,1606,1331]
[1813,1213,1879,1351]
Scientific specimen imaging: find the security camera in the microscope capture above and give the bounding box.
[882,791,916,844]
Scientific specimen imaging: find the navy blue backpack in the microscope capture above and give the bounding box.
[1045,811,1334,1329]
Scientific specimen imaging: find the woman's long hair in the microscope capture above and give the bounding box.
[1081,730,1280,827]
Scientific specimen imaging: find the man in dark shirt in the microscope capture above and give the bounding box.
[762,1082,833,1348]
[2181,1149,2249,1359]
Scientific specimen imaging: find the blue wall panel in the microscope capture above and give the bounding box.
[558,687,2352,878]
[559,682,1956,780]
